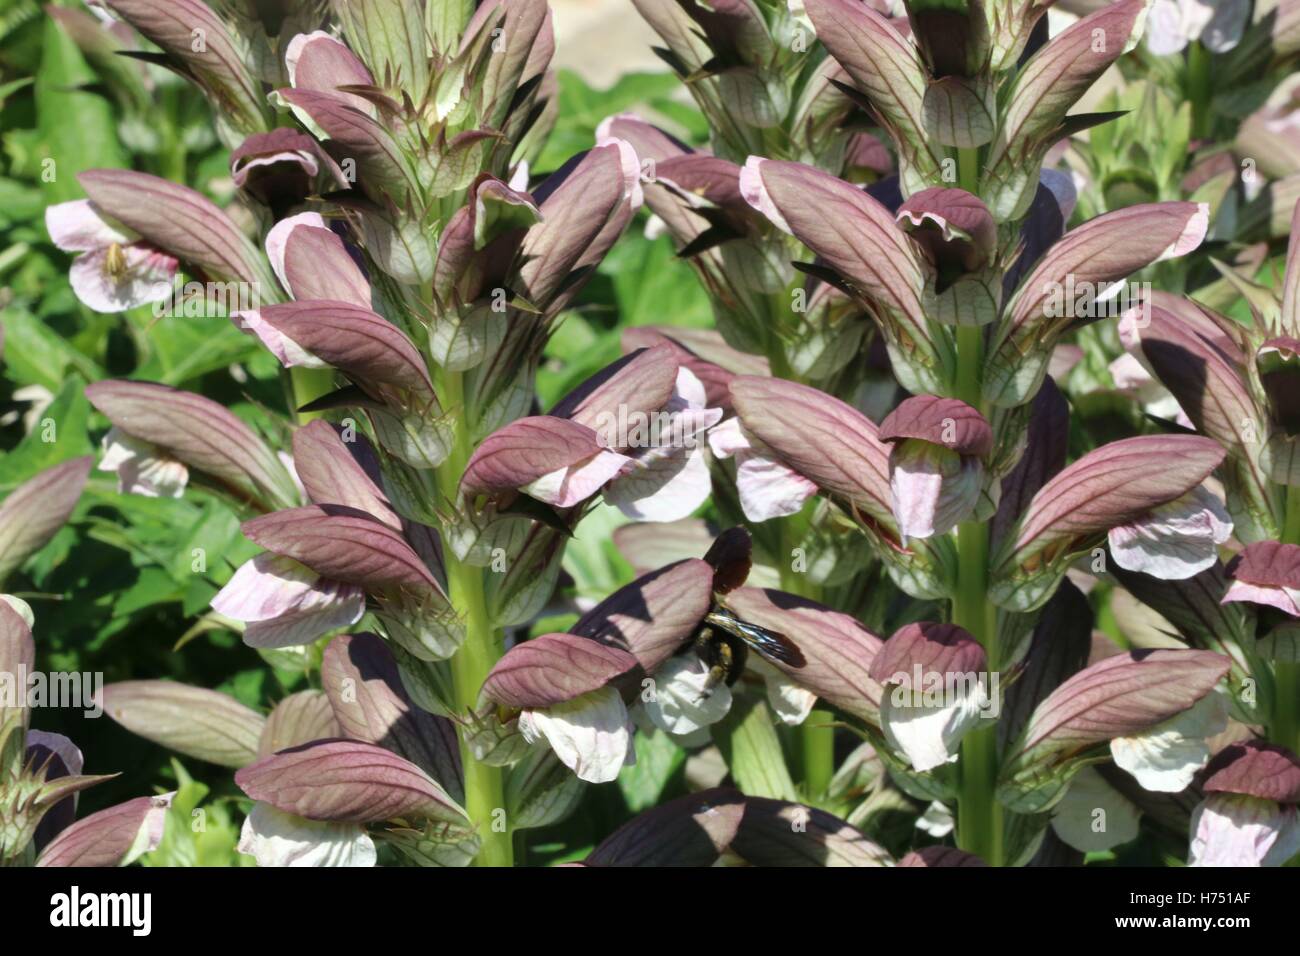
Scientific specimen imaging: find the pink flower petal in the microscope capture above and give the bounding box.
[45,198,132,251]
[738,156,792,234]
[1190,794,1300,867]
[265,211,327,294]
[212,553,365,648]
[231,309,329,368]
[68,245,177,313]
[1221,579,1300,616]
[889,442,980,540]
[708,418,816,522]
[523,449,633,508]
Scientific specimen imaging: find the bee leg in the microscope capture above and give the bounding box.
[692,626,720,700]
[701,662,729,700]
[701,641,735,699]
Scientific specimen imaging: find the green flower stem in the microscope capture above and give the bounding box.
[1273,485,1300,754]
[437,368,512,867]
[954,514,1003,865]
[800,709,836,797]
[951,148,1003,861]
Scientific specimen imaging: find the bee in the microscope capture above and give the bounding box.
[103,242,128,284]
[689,602,806,696]
[686,525,806,697]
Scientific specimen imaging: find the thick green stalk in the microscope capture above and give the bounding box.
[437,369,512,867]
[800,709,835,796]
[1273,486,1300,753]
[951,146,1003,863]
[954,514,1002,864]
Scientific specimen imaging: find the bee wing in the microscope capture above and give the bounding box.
[735,621,806,669]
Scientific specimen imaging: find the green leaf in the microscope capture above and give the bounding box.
[131,312,263,386]
[0,305,103,390]
[112,566,184,616]
[713,695,798,801]
[0,376,93,489]
[536,70,689,171]
[35,17,127,204]
[618,725,686,812]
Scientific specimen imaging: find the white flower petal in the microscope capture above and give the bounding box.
[1111,690,1228,792]
[99,427,189,497]
[669,366,708,410]
[880,680,988,773]
[1050,766,1142,852]
[706,417,750,459]
[69,246,176,313]
[1146,0,1193,54]
[642,655,733,735]
[508,161,530,193]
[518,686,635,784]
[121,793,174,866]
[1109,486,1233,580]
[278,450,306,503]
[606,443,712,522]
[1,594,35,629]
[736,452,818,522]
[708,419,817,522]
[739,157,792,234]
[751,656,816,726]
[238,802,376,867]
[916,800,955,837]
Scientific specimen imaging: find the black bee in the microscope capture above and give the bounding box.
[689,524,806,695]
[690,602,807,696]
